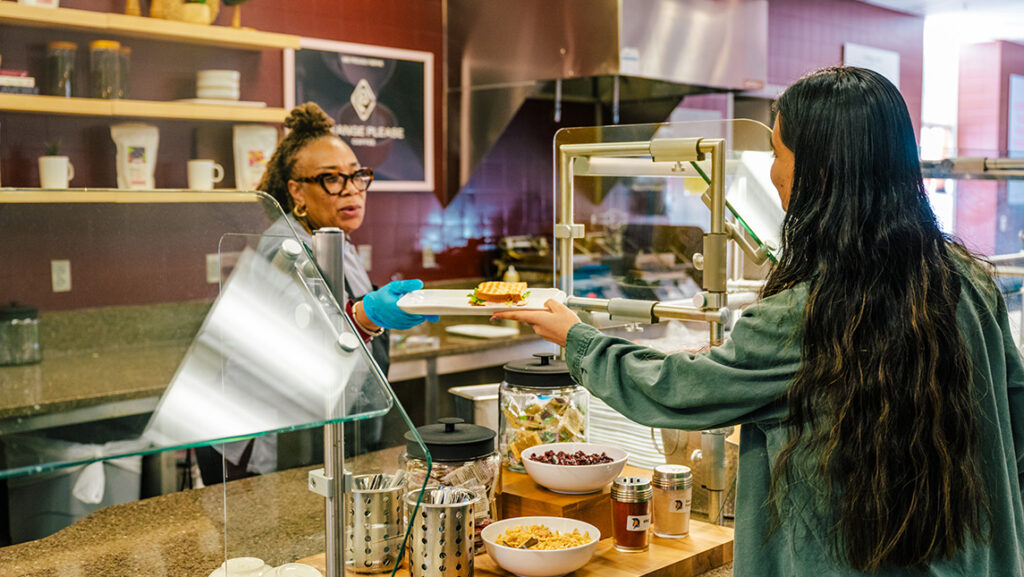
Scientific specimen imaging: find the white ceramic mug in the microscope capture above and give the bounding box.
[187,159,224,190]
[38,155,74,189]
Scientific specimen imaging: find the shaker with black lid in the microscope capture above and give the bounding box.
[401,417,499,554]
[499,352,589,472]
[0,302,41,366]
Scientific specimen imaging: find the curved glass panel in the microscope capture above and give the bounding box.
[0,189,426,481]
[553,119,780,306]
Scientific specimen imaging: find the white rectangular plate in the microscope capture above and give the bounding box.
[398,288,566,316]
[445,324,520,339]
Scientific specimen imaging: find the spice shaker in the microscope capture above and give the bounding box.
[610,476,652,552]
[652,464,692,538]
[499,353,589,472]
[401,417,500,553]
[0,302,41,366]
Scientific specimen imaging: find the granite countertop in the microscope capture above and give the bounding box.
[0,445,733,577]
[0,317,538,426]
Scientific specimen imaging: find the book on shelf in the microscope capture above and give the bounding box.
[0,76,35,88]
[0,70,30,78]
[0,86,40,95]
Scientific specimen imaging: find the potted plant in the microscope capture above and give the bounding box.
[222,0,250,28]
[38,139,74,189]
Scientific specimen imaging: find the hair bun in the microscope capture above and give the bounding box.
[285,102,334,134]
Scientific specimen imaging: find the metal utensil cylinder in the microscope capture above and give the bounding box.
[347,475,406,573]
[405,488,481,577]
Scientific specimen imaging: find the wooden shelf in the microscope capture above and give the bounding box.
[0,93,287,122]
[0,2,300,50]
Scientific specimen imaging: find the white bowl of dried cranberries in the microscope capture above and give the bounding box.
[520,442,628,494]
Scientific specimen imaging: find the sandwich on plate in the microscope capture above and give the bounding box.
[468,281,530,306]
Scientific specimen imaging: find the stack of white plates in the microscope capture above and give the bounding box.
[586,396,667,470]
[197,69,240,101]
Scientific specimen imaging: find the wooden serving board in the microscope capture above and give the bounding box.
[298,520,732,577]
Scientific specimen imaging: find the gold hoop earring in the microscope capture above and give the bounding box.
[293,204,308,218]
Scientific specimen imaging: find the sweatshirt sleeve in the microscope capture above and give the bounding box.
[997,297,1024,491]
[565,285,806,430]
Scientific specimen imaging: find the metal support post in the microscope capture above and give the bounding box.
[311,227,348,577]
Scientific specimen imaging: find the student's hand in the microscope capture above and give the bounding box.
[361,279,439,330]
[491,298,581,347]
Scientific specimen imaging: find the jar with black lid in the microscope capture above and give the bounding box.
[400,417,500,554]
[499,352,589,472]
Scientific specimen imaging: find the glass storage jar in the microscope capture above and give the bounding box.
[117,45,131,99]
[89,40,121,99]
[44,41,77,98]
[401,417,500,554]
[0,302,41,366]
[499,353,588,472]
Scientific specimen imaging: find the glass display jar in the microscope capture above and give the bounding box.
[0,302,41,366]
[89,40,121,99]
[117,45,131,99]
[401,417,500,554]
[44,41,77,98]
[499,353,588,472]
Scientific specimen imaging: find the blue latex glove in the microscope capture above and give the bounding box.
[361,279,439,330]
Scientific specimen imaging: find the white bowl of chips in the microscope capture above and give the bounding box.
[482,516,600,577]
[520,442,628,494]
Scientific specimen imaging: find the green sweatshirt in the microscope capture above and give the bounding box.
[565,270,1024,576]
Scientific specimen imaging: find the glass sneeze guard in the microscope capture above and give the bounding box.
[0,188,429,576]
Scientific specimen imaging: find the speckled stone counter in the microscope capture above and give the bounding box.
[0,301,540,433]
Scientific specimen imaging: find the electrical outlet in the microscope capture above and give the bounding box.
[422,245,436,269]
[51,259,71,292]
[206,254,220,284]
[358,244,372,271]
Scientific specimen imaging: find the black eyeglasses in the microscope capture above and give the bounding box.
[294,168,374,195]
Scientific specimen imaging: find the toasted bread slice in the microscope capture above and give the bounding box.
[471,281,528,304]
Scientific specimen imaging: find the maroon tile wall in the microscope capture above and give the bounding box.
[955,40,1024,255]
[767,0,924,137]
[1,0,932,310]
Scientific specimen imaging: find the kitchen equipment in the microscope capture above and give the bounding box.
[610,476,652,552]
[499,353,588,472]
[345,473,406,573]
[448,383,499,431]
[520,442,626,494]
[481,516,599,577]
[0,302,41,366]
[404,487,480,577]
[401,417,499,554]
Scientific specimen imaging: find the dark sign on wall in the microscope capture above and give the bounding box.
[287,39,434,191]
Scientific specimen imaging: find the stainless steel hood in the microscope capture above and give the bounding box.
[444,0,768,204]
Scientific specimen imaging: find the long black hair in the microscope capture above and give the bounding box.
[764,66,989,571]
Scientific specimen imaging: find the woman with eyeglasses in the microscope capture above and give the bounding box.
[194,102,435,484]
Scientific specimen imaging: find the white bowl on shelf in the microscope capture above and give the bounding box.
[482,516,600,577]
[197,87,241,101]
[198,69,241,83]
[520,442,627,494]
[208,557,273,577]
[264,563,323,577]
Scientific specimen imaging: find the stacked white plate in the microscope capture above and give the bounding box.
[197,69,240,101]
[586,396,667,470]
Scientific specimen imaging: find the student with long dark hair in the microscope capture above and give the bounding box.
[494,66,1024,574]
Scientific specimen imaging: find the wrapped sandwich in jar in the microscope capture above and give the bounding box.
[499,353,589,472]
